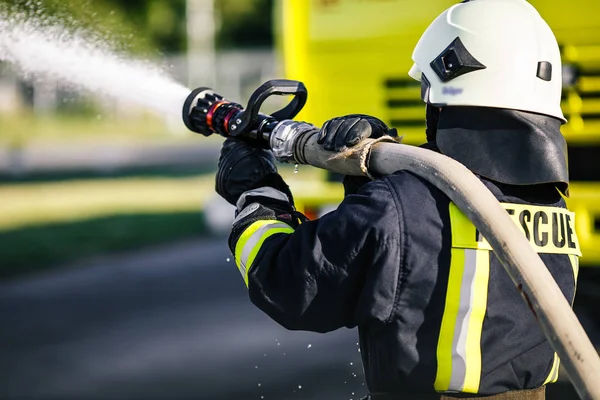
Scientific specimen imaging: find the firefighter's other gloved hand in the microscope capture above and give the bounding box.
[317,114,398,152]
[318,115,397,196]
[216,137,292,206]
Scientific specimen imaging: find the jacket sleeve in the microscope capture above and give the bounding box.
[228,177,404,333]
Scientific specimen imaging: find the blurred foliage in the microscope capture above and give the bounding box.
[100,0,187,53]
[0,0,273,54]
[216,0,273,49]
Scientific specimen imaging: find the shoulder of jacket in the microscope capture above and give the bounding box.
[383,170,444,196]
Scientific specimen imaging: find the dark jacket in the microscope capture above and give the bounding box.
[228,170,580,397]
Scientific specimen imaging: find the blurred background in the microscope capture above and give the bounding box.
[0,0,599,399]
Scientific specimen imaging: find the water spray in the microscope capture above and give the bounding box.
[0,11,189,119]
[183,80,600,400]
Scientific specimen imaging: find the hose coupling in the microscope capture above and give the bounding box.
[270,120,317,163]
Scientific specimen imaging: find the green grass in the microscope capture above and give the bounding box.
[0,174,216,279]
[0,175,215,231]
[0,212,208,280]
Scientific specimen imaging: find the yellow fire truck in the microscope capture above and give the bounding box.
[276,0,600,268]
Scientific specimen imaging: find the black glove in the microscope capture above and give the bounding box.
[317,114,398,152]
[317,115,397,195]
[216,138,292,206]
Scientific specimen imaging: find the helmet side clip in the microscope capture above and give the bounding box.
[430,37,486,83]
[536,61,553,81]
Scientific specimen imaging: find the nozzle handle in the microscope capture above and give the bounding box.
[229,79,307,135]
[182,79,308,145]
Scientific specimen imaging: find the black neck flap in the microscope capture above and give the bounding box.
[434,106,569,195]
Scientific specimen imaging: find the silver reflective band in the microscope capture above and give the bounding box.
[449,249,477,391]
[236,187,290,210]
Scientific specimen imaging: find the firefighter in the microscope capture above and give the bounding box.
[214,0,580,398]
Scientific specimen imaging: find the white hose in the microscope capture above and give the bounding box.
[294,131,600,400]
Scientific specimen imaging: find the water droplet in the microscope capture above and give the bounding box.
[358,349,361,352]
[226,258,231,262]
[352,393,355,395]
[283,352,286,356]
[277,342,280,346]
[258,383,261,387]
[307,344,312,348]
[350,362,353,366]
[255,365,258,369]
[294,164,299,174]
[264,354,267,357]
[261,397,264,399]
[298,385,302,389]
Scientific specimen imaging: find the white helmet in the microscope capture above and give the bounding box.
[408,0,565,123]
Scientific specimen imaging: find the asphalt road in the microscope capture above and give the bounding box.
[0,238,594,399]
[0,239,365,400]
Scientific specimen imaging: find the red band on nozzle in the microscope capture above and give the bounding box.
[206,101,228,132]
[223,108,238,135]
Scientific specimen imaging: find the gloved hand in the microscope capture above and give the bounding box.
[317,114,397,195]
[317,114,398,152]
[216,137,292,206]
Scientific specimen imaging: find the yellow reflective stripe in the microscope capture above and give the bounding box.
[234,220,294,287]
[441,203,578,393]
[435,247,465,392]
[463,248,490,393]
[543,353,560,385]
[449,204,481,249]
[436,205,491,394]
[552,252,577,385]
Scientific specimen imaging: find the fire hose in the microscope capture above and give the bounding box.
[182,79,600,399]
